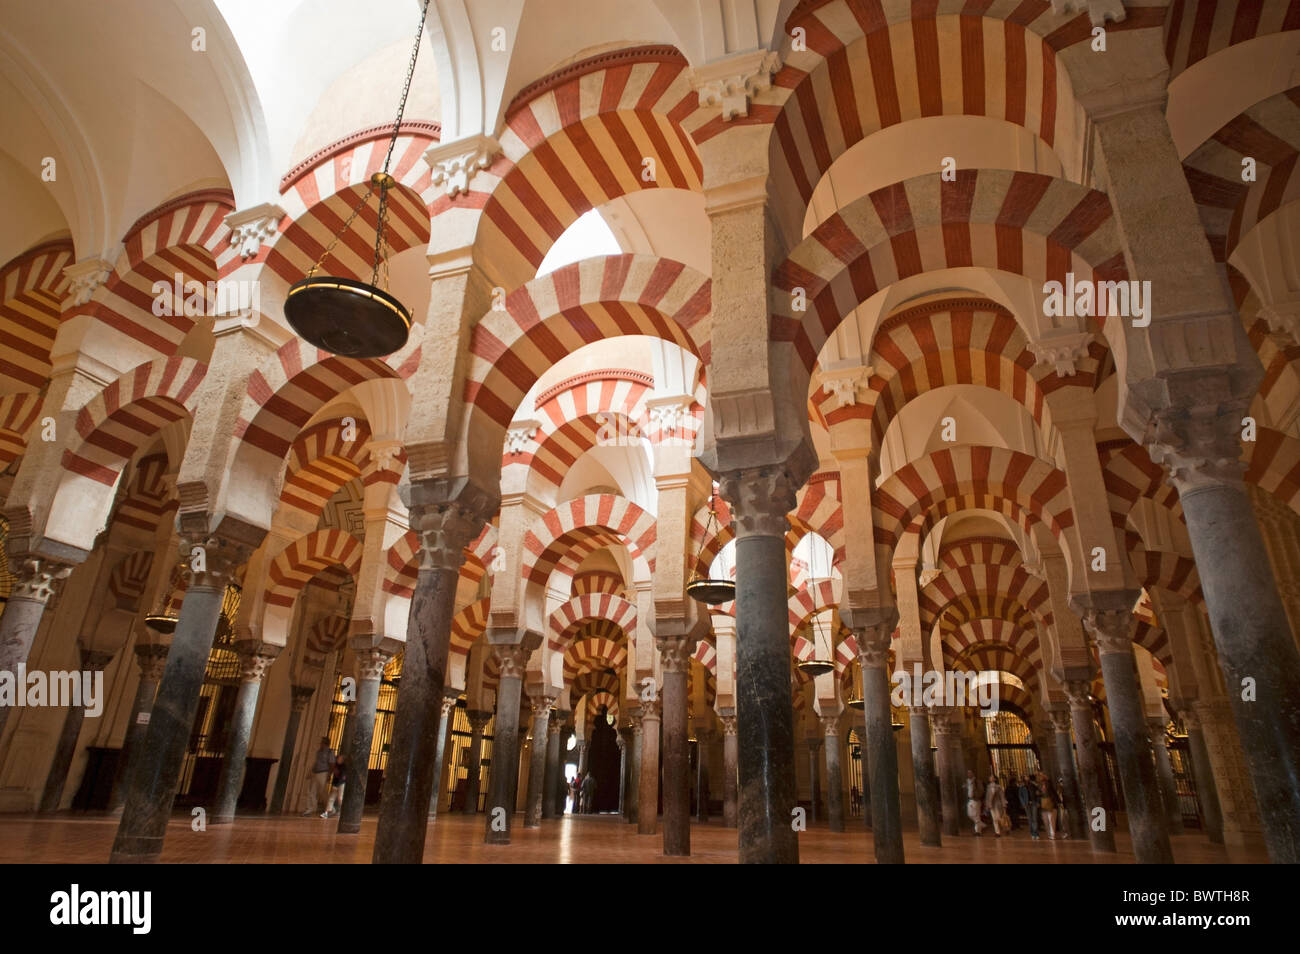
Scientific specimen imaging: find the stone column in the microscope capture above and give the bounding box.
[637,697,661,834]
[855,619,904,863]
[575,739,589,776]
[805,737,822,823]
[542,714,564,819]
[822,715,845,833]
[484,643,529,845]
[617,730,629,817]
[269,684,314,815]
[211,641,280,825]
[109,644,170,811]
[523,694,554,828]
[372,496,486,864]
[1080,604,1173,863]
[908,706,941,846]
[719,709,738,828]
[1065,680,1117,852]
[695,730,711,823]
[625,711,641,823]
[659,635,691,855]
[39,648,115,812]
[337,643,392,833]
[1146,400,1300,863]
[1181,706,1224,844]
[1148,717,1184,836]
[461,709,490,814]
[111,527,258,863]
[1049,705,1087,840]
[428,690,459,818]
[0,556,74,738]
[719,469,801,864]
[932,711,960,836]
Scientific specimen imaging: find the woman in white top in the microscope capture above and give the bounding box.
[984,775,1007,836]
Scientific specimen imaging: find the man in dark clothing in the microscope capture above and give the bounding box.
[302,737,334,815]
[1019,774,1041,839]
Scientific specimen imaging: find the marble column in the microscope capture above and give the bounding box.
[109,644,170,812]
[1049,705,1087,840]
[1181,706,1224,844]
[822,715,845,833]
[695,730,711,823]
[575,739,589,776]
[637,697,661,834]
[625,711,641,823]
[857,621,903,863]
[461,709,490,814]
[617,730,629,817]
[428,690,459,818]
[523,694,554,828]
[806,737,822,823]
[337,644,391,833]
[542,714,564,819]
[908,706,941,847]
[373,498,485,864]
[932,712,960,837]
[659,635,691,856]
[719,710,738,828]
[484,644,528,845]
[1081,605,1173,863]
[1065,680,1117,852]
[112,528,257,863]
[0,556,74,738]
[212,641,279,825]
[720,468,801,864]
[269,684,314,815]
[1148,717,1184,835]
[39,648,115,813]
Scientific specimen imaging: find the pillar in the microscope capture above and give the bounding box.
[111,527,257,863]
[428,690,459,818]
[1147,717,1184,835]
[695,730,711,823]
[719,709,738,829]
[932,711,960,837]
[908,706,941,847]
[0,557,74,738]
[337,644,392,833]
[542,712,563,819]
[856,620,904,863]
[1049,704,1087,840]
[659,635,690,856]
[1065,680,1117,852]
[523,694,554,828]
[109,644,170,812]
[461,709,490,814]
[625,711,640,823]
[1182,705,1225,844]
[617,729,630,817]
[39,648,114,812]
[484,643,528,845]
[822,715,845,833]
[212,641,280,824]
[806,737,822,824]
[637,697,660,834]
[269,684,314,815]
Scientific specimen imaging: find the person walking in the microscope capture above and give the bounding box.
[985,774,1007,836]
[321,754,347,818]
[302,736,334,815]
[1020,773,1041,839]
[580,771,597,813]
[1038,772,1058,839]
[965,769,984,835]
[1055,777,1071,839]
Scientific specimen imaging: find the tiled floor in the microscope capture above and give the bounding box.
[0,812,1269,863]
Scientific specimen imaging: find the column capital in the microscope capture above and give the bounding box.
[1064,679,1095,707]
[547,718,562,737]
[529,694,557,717]
[1072,590,1140,655]
[467,709,492,732]
[7,556,75,604]
[492,643,531,681]
[134,644,170,682]
[848,612,897,670]
[1048,706,1073,734]
[79,648,115,671]
[820,713,841,737]
[691,49,782,121]
[718,467,798,539]
[223,202,286,260]
[930,709,958,737]
[290,684,315,712]
[353,644,393,682]
[177,522,260,589]
[62,257,113,306]
[232,640,280,684]
[1180,706,1202,732]
[656,634,693,673]
[640,695,662,720]
[1144,391,1251,496]
[409,500,489,573]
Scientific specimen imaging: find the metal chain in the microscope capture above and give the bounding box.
[308,182,376,280]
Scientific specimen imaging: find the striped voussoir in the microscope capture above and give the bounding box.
[0,391,45,466]
[1245,425,1300,512]
[305,615,350,657]
[451,597,489,659]
[62,356,207,487]
[789,472,845,561]
[692,639,717,675]
[580,690,619,722]
[688,497,802,581]
[569,569,628,598]
[1099,440,1183,529]
[112,452,177,534]
[1127,543,1203,607]
[1248,312,1300,406]
[279,417,372,516]
[478,46,706,287]
[1164,0,1300,82]
[521,494,657,588]
[1131,598,1174,667]
[949,628,1040,685]
[1181,86,1300,262]
[773,171,1123,373]
[380,524,494,600]
[931,591,1046,659]
[465,254,710,432]
[937,535,1024,572]
[264,529,363,608]
[548,591,637,654]
[563,635,629,685]
[940,617,1042,680]
[919,562,1052,632]
[107,550,154,606]
[787,578,841,658]
[0,238,73,390]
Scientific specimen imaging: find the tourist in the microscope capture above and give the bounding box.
[302,736,334,816]
[1055,777,1071,839]
[985,774,1007,836]
[580,771,597,813]
[1038,773,1057,840]
[1020,773,1041,839]
[964,769,983,835]
[321,754,346,818]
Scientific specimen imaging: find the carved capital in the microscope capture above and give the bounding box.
[411,501,486,573]
[8,557,74,603]
[290,684,315,712]
[467,709,492,732]
[1050,0,1126,26]
[719,467,798,540]
[234,641,280,684]
[931,713,958,737]
[354,645,392,682]
[918,566,941,587]
[530,694,557,718]
[1259,302,1300,345]
[134,644,170,683]
[547,718,562,737]
[62,258,113,307]
[1144,396,1249,495]
[224,202,285,259]
[493,643,531,681]
[177,531,255,590]
[1048,706,1073,734]
[853,621,894,670]
[504,420,539,456]
[1064,679,1094,707]
[424,134,500,197]
[657,635,692,673]
[1029,330,1094,378]
[363,441,405,480]
[1180,707,1201,732]
[692,50,782,121]
[819,714,841,737]
[819,366,873,409]
[79,649,115,671]
[1079,607,1135,656]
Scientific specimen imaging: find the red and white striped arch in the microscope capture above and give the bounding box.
[1132,598,1173,667]
[381,523,495,599]
[1248,310,1300,409]
[305,614,351,657]
[0,391,45,468]
[0,239,73,390]
[948,632,1040,692]
[692,639,717,675]
[1164,0,1300,82]
[773,171,1124,374]
[931,592,1045,652]
[563,636,629,685]
[521,494,657,590]
[1099,440,1183,530]
[939,616,1044,678]
[788,472,846,564]
[451,597,489,659]
[570,568,628,598]
[113,452,177,534]
[279,417,372,516]
[937,535,1025,571]
[1128,543,1203,606]
[1245,425,1300,515]
[547,591,637,654]
[264,529,363,608]
[919,563,1051,633]
[107,550,154,607]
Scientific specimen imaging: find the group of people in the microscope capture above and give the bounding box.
[568,771,597,813]
[965,769,1070,840]
[302,736,347,818]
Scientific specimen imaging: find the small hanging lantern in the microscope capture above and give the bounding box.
[284,0,430,359]
[144,560,187,635]
[796,608,834,677]
[686,486,736,606]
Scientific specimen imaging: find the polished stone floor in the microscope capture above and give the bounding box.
[0,812,1268,863]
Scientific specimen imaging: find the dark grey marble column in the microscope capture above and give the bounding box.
[1080,604,1173,864]
[461,709,490,814]
[637,698,661,834]
[523,694,554,828]
[484,644,528,845]
[696,732,711,823]
[109,644,170,812]
[822,715,845,833]
[806,737,822,823]
[373,497,485,864]
[623,716,639,821]
[659,636,691,855]
[269,684,313,814]
[338,644,392,834]
[0,556,74,739]
[428,691,459,818]
[1065,680,1117,852]
[558,723,575,814]
[543,714,564,819]
[211,641,279,825]
[1149,716,1185,835]
[112,527,258,863]
[907,706,941,846]
[857,621,903,863]
[932,711,960,836]
[1049,705,1086,840]
[1182,705,1224,844]
[40,648,114,813]
[719,709,738,828]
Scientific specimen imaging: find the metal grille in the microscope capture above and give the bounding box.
[176,584,243,799]
[444,703,495,812]
[984,711,1040,780]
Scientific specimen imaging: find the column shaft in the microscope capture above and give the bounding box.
[523,699,552,828]
[428,696,457,818]
[909,708,941,846]
[484,662,524,844]
[269,688,311,814]
[721,718,738,829]
[862,660,903,863]
[109,646,168,812]
[1185,710,1225,844]
[637,704,660,834]
[462,716,487,814]
[338,667,384,834]
[1149,718,1185,835]
[542,718,563,819]
[823,721,845,833]
[1068,687,1117,852]
[660,666,690,855]
[1052,721,1087,839]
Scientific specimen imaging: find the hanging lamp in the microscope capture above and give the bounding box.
[144,560,187,635]
[796,607,835,677]
[685,486,736,605]
[283,0,430,359]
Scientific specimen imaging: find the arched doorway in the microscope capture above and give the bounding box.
[585,705,621,813]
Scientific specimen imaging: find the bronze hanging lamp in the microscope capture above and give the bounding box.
[685,486,736,606]
[796,606,835,677]
[144,560,187,635]
[284,0,430,358]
